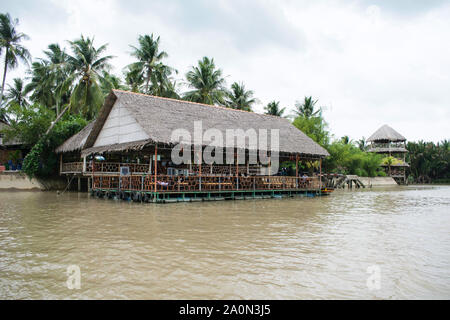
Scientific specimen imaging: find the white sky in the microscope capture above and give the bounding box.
[2,0,450,142]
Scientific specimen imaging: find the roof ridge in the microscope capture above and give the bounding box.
[112,89,285,119]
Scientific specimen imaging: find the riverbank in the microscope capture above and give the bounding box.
[359,177,398,187]
[0,171,66,191]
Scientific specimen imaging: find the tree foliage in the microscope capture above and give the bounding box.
[225,82,256,111]
[406,140,450,183]
[264,101,285,117]
[184,57,226,105]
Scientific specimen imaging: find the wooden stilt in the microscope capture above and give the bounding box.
[319,158,322,190]
[154,145,158,192]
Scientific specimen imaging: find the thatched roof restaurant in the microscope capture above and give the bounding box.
[56,90,331,202]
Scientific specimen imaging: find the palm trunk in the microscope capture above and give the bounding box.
[45,104,70,135]
[0,48,9,107]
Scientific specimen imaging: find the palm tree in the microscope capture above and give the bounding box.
[99,70,124,96]
[264,101,285,117]
[25,43,71,115]
[184,57,226,105]
[149,62,179,98]
[64,35,114,120]
[0,13,31,106]
[24,60,55,109]
[225,82,257,111]
[129,34,168,94]
[5,78,28,107]
[357,137,367,151]
[293,96,321,118]
[340,136,352,145]
[124,64,144,93]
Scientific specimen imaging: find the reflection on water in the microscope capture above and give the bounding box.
[0,186,449,299]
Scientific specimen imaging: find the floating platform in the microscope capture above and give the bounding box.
[91,188,329,204]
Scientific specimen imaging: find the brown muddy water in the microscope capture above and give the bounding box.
[0,185,449,299]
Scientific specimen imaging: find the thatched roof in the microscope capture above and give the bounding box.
[59,90,329,157]
[55,121,95,153]
[367,124,406,142]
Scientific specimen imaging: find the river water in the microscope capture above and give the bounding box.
[0,185,449,299]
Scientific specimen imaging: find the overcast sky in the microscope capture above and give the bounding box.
[2,0,450,142]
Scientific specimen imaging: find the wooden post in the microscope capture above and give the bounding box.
[296,154,299,188]
[92,157,95,189]
[199,149,202,191]
[154,145,158,192]
[235,149,239,190]
[319,158,322,191]
[82,156,87,173]
[59,154,63,175]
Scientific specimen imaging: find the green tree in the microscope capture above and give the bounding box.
[24,60,56,109]
[5,77,28,107]
[129,34,168,94]
[2,103,54,147]
[264,101,285,117]
[64,35,114,120]
[340,135,352,145]
[292,114,330,146]
[0,13,31,107]
[357,137,367,151]
[124,64,144,93]
[293,96,321,118]
[149,63,179,98]
[99,70,124,96]
[184,57,226,105]
[225,82,257,111]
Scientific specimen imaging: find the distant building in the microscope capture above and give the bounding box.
[367,124,409,184]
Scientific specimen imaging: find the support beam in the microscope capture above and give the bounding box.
[59,154,63,175]
[82,156,87,173]
[319,158,322,190]
[154,144,158,192]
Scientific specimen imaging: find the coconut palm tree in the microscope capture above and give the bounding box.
[264,101,285,117]
[25,43,71,115]
[184,57,226,105]
[64,35,114,120]
[340,136,352,145]
[99,70,125,96]
[149,62,179,98]
[24,60,55,109]
[5,78,28,107]
[0,13,31,106]
[293,96,321,119]
[128,34,168,94]
[225,82,257,112]
[357,137,367,151]
[124,64,144,93]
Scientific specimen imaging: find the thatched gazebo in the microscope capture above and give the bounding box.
[56,90,331,202]
[367,124,409,184]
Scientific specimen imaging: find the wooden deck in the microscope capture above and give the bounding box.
[61,162,328,203]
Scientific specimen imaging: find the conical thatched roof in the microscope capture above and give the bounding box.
[57,90,329,158]
[367,124,406,142]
